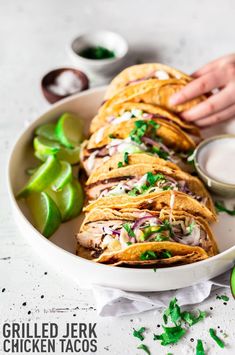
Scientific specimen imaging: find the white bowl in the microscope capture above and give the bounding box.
[69,31,128,75]
[7,87,235,291]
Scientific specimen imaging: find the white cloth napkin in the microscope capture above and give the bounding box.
[92,271,230,317]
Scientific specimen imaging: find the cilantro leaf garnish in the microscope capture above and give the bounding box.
[151,146,169,160]
[140,250,158,261]
[129,120,160,145]
[123,223,135,238]
[126,242,132,246]
[117,151,129,168]
[215,201,235,216]
[153,268,157,272]
[137,344,151,355]
[161,250,172,259]
[154,234,169,242]
[181,310,206,326]
[133,327,146,341]
[196,339,205,355]
[108,134,116,139]
[216,294,229,301]
[153,325,186,346]
[209,328,225,348]
[124,151,129,164]
[163,298,181,325]
[186,221,195,235]
[128,187,139,196]
[117,161,123,168]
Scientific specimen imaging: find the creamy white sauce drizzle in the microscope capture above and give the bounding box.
[198,137,235,184]
[95,127,105,144]
[155,70,170,80]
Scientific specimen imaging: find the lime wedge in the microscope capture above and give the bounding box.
[57,146,80,165]
[27,192,61,238]
[17,155,61,198]
[55,112,84,148]
[51,161,72,191]
[35,123,59,141]
[47,180,83,222]
[230,266,235,298]
[35,143,80,165]
[34,136,60,156]
[26,166,39,176]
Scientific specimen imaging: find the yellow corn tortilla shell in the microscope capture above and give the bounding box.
[104,63,191,100]
[87,153,181,180]
[85,162,215,216]
[90,102,201,137]
[84,190,216,222]
[87,116,196,152]
[77,208,218,266]
[99,79,206,116]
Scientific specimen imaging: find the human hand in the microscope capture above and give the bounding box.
[169,54,235,127]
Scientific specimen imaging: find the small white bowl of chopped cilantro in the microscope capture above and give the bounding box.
[70,30,128,76]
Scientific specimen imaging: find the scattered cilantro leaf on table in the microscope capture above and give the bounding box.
[133,327,146,341]
[209,328,225,348]
[153,325,186,345]
[196,339,205,355]
[216,294,229,301]
[181,310,206,327]
[137,343,151,354]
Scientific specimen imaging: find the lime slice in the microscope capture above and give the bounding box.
[35,123,59,141]
[35,143,80,165]
[34,136,60,156]
[47,180,83,222]
[26,166,39,176]
[55,112,84,148]
[57,146,80,165]
[17,155,61,198]
[51,161,72,191]
[27,192,61,238]
[230,266,235,298]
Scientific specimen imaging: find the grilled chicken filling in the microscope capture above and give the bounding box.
[86,172,207,205]
[76,212,210,258]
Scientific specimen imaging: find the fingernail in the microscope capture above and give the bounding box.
[169,94,180,105]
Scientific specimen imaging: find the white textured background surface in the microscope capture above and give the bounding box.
[0,0,235,354]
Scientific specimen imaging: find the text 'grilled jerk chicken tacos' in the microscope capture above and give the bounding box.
[76,208,218,267]
[81,114,195,176]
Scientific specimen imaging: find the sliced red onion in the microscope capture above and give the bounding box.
[132,216,160,231]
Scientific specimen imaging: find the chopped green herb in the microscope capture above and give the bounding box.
[124,151,129,165]
[155,234,169,242]
[186,221,195,235]
[108,134,116,139]
[215,201,235,216]
[133,327,146,341]
[181,310,206,326]
[149,120,160,129]
[123,223,135,238]
[153,268,157,272]
[161,250,172,259]
[128,187,139,196]
[126,242,132,246]
[137,344,151,355]
[153,325,186,346]
[151,146,169,160]
[117,161,123,168]
[130,120,148,144]
[140,250,158,261]
[79,46,115,60]
[216,295,229,301]
[163,298,181,325]
[209,328,225,348]
[196,339,205,355]
[162,185,173,191]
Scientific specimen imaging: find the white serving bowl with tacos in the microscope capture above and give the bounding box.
[7,87,235,291]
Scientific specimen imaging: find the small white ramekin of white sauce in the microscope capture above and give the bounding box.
[194,135,235,197]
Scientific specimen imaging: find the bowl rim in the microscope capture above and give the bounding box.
[194,134,235,189]
[6,87,235,275]
[70,30,129,65]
